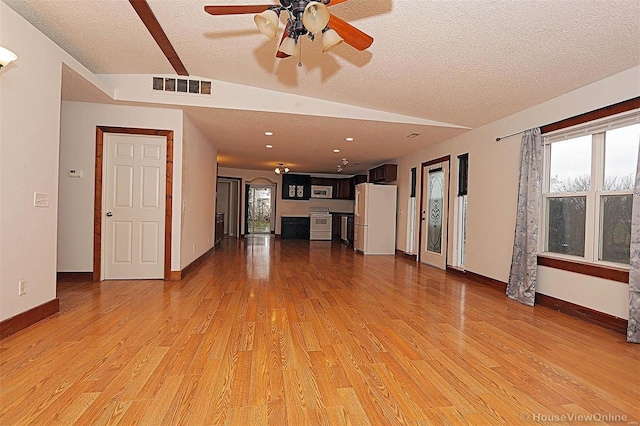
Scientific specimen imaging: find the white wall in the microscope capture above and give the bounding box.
[0,3,64,320]
[395,66,640,319]
[100,74,466,128]
[181,114,217,268]
[58,101,184,272]
[218,167,355,235]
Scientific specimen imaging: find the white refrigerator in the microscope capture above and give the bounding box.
[353,183,397,255]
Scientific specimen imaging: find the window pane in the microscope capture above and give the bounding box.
[600,195,632,264]
[427,169,444,253]
[604,123,640,191]
[549,135,592,193]
[547,197,586,257]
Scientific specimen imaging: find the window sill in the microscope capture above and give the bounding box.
[537,255,629,284]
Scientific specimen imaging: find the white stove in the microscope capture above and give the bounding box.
[308,207,332,241]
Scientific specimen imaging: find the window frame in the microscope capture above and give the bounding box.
[452,153,469,269]
[540,112,639,269]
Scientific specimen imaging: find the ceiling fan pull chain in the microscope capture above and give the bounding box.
[298,39,303,67]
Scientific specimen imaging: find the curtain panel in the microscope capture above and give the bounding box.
[628,144,640,343]
[507,128,542,306]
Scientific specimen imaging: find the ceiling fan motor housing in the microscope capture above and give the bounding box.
[291,1,309,36]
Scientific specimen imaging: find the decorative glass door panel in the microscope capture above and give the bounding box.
[427,169,444,253]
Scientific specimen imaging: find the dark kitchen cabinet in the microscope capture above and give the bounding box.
[354,175,367,185]
[335,179,352,200]
[369,164,397,183]
[334,175,368,200]
[281,217,310,240]
[332,214,342,239]
[282,174,311,200]
[310,177,335,187]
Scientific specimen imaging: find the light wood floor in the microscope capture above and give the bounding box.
[1,237,638,425]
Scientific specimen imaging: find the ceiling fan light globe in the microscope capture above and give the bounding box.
[275,167,281,174]
[322,29,343,53]
[302,2,330,34]
[254,9,279,39]
[278,36,299,57]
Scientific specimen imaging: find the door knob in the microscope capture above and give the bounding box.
[106,212,113,217]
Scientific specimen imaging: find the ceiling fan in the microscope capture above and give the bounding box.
[204,0,373,59]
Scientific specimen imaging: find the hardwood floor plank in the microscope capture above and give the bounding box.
[265,368,287,425]
[337,387,371,426]
[0,238,637,425]
[51,391,101,425]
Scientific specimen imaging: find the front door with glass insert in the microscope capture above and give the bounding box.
[420,160,450,269]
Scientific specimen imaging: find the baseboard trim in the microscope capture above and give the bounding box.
[172,246,215,281]
[1,298,60,340]
[445,267,507,292]
[56,272,94,282]
[445,266,627,335]
[395,250,417,261]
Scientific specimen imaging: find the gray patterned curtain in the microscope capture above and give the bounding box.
[628,143,640,343]
[507,128,542,306]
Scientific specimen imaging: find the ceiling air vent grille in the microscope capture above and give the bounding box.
[152,77,212,95]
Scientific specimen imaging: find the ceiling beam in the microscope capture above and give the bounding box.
[129,0,189,76]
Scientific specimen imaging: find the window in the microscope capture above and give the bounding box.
[454,154,469,268]
[542,115,639,266]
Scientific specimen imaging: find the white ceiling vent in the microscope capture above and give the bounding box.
[152,77,212,96]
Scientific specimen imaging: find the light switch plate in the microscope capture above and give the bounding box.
[68,169,83,178]
[34,192,49,207]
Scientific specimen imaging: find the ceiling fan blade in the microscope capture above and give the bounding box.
[328,14,373,51]
[276,28,291,58]
[204,5,274,15]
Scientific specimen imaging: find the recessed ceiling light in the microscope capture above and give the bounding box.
[264,131,273,136]
[265,144,273,148]
[333,149,340,153]
[345,137,354,141]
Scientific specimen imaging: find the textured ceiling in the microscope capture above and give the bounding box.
[8,0,640,174]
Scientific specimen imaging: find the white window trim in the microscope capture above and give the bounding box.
[540,112,639,269]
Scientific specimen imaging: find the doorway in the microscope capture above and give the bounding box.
[217,177,241,238]
[245,184,275,234]
[94,127,173,281]
[419,156,450,270]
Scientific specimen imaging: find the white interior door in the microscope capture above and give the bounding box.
[420,160,450,269]
[103,134,166,279]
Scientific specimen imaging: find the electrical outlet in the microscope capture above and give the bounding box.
[18,279,27,296]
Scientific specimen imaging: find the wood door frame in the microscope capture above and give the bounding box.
[418,155,451,265]
[93,126,174,281]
